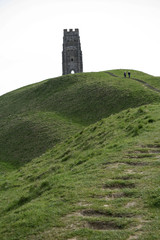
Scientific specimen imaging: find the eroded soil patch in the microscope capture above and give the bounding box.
[82,209,134,218]
[88,220,125,230]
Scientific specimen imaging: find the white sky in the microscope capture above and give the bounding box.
[0,0,160,96]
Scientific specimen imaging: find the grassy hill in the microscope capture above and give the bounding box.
[1,104,160,239]
[1,70,160,168]
[1,69,160,239]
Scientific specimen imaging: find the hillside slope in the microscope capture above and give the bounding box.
[0,70,160,168]
[0,104,160,239]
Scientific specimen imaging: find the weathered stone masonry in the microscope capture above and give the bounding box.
[62,29,83,75]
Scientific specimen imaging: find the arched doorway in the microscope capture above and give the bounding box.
[71,70,75,74]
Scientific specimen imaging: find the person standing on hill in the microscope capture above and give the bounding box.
[128,71,131,78]
[124,72,126,78]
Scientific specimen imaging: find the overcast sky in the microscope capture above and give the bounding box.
[0,0,160,96]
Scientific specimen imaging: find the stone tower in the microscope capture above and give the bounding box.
[62,29,83,75]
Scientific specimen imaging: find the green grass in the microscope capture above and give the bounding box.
[1,70,160,239]
[0,111,82,167]
[1,70,160,168]
[110,69,160,89]
[0,103,160,239]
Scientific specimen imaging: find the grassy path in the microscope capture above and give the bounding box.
[106,71,160,94]
[131,77,160,93]
[62,142,160,240]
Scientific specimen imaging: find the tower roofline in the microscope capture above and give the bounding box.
[64,29,79,35]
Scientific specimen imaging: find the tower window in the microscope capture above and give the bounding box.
[71,58,74,62]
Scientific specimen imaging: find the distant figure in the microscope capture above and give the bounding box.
[124,72,126,78]
[128,71,131,78]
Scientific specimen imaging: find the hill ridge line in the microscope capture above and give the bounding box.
[106,71,160,94]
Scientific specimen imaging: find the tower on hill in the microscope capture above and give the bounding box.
[62,29,83,75]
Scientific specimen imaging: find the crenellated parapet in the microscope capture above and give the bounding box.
[64,29,79,35]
